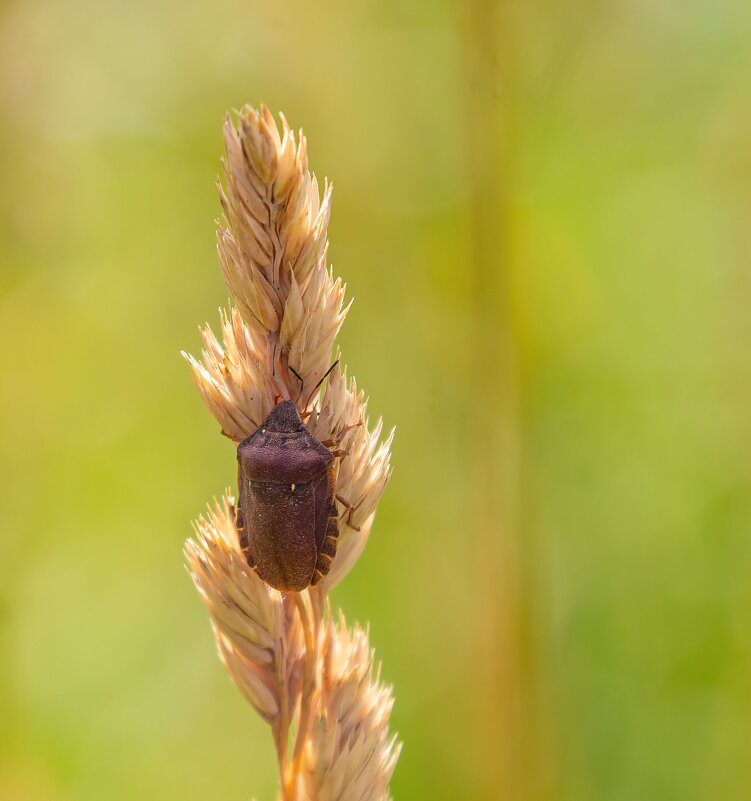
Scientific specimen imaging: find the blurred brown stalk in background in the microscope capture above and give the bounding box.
[463,2,559,799]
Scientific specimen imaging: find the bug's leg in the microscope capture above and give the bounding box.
[320,439,347,457]
[311,506,339,586]
[320,419,364,451]
[234,466,257,571]
[239,528,257,571]
[328,447,350,459]
[334,493,363,532]
[234,504,257,570]
[339,419,364,438]
[230,497,242,538]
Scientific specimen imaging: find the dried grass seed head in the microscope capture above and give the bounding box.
[301,613,401,801]
[183,105,393,587]
[185,495,303,722]
[183,103,400,801]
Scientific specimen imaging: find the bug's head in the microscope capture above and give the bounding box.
[262,399,305,433]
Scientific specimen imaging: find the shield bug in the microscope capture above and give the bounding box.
[235,400,340,592]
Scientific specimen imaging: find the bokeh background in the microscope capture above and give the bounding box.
[2,1,750,799]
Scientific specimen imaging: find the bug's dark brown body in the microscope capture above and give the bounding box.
[235,400,339,591]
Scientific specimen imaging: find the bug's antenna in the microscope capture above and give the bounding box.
[288,364,304,399]
[302,359,340,414]
[273,356,294,402]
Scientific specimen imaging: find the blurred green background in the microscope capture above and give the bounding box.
[1,1,750,799]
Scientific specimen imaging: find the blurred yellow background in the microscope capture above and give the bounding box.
[1,1,750,799]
